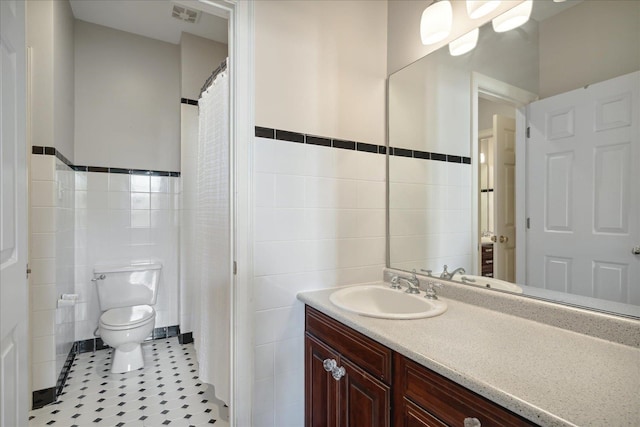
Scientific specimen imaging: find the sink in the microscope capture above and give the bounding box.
[329,284,447,320]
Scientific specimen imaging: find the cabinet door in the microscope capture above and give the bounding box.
[306,333,340,427]
[339,357,391,427]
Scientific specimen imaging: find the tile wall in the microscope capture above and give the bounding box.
[252,132,387,426]
[30,154,75,391]
[389,155,472,274]
[74,171,180,341]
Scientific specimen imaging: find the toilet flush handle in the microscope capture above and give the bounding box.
[91,274,106,282]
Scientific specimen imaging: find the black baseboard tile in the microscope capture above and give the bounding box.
[32,387,56,409]
[179,332,194,345]
[55,346,76,397]
[255,126,275,139]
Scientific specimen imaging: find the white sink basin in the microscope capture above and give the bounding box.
[329,284,447,320]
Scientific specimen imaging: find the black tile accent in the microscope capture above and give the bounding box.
[129,169,152,176]
[32,387,56,409]
[170,172,181,177]
[306,135,332,147]
[413,150,430,160]
[462,156,472,164]
[254,126,275,139]
[44,147,56,156]
[393,148,413,158]
[178,332,194,345]
[32,146,45,154]
[332,139,355,150]
[73,165,88,172]
[480,188,494,193]
[378,146,387,155]
[275,129,305,143]
[55,346,76,396]
[95,338,109,351]
[431,152,447,162]
[55,151,73,168]
[447,155,462,163]
[180,98,199,106]
[87,166,109,173]
[150,170,172,177]
[356,142,378,153]
[109,168,130,175]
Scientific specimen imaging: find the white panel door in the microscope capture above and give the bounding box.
[0,0,29,425]
[493,115,516,282]
[527,71,639,304]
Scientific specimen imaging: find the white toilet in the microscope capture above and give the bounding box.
[93,262,162,373]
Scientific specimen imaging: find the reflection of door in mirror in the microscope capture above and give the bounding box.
[478,100,517,282]
[526,71,640,306]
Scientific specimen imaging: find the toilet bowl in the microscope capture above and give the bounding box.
[99,305,156,373]
[93,262,162,374]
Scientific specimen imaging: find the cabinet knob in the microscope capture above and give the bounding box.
[464,417,481,427]
[323,358,337,372]
[322,358,346,381]
[632,246,640,255]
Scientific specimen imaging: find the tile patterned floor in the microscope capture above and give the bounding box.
[29,338,229,427]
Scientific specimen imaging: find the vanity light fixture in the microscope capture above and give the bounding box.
[449,28,479,56]
[466,0,501,20]
[420,0,453,45]
[492,0,532,33]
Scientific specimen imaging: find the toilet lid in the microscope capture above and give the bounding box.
[100,305,154,328]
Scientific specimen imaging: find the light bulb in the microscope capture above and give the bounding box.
[449,28,479,56]
[466,0,501,20]
[492,0,532,33]
[420,1,453,45]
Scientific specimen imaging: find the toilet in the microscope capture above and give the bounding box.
[93,262,162,373]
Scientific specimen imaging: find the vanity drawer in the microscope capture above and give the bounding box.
[395,353,537,426]
[305,306,392,384]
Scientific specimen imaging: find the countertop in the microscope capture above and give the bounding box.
[297,283,640,427]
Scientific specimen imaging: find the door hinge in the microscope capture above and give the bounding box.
[526,127,530,138]
[233,261,237,275]
[26,264,31,279]
[526,217,531,229]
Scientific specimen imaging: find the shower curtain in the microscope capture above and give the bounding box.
[193,61,230,405]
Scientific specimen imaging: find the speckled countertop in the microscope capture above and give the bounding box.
[297,284,640,427]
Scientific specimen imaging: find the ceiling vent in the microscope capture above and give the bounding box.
[171,4,201,24]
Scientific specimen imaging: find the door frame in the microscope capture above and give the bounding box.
[174,1,254,425]
[470,72,537,281]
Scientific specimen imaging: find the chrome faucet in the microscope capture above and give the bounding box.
[461,276,476,284]
[440,265,465,280]
[398,270,421,294]
[424,281,442,300]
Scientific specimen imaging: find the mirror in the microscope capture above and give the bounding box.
[388,0,640,318]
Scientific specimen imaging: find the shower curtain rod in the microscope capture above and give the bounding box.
[199,58,228,99]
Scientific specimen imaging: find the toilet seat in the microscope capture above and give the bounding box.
[100,305,155,331]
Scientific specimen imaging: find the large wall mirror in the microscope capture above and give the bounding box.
[388,0,640,318]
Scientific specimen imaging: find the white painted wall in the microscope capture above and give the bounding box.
[538,0,640,98]
[27,0,75,161]
[255,0,387,146]
[74,20,180,171]
[253,1,388,425]
[180,32,228,100]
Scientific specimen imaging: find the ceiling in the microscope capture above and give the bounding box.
[69,0,228,45]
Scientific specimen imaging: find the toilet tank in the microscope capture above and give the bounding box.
[93,262,162,311]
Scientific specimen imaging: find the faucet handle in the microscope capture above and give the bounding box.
[420,269,433,277]
[424,281,442,300]
[390,275,402,289]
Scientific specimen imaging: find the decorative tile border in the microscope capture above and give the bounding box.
[254,126,472,164]
[181,97,198,106]
[31,146,180,177]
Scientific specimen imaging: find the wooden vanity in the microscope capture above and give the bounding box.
[305,306,536,427]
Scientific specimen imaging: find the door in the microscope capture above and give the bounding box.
[492,115,516,282]
[1,0,29,426]
[305,334,340,427]
[339,358,390,427]
[527,71,639,304]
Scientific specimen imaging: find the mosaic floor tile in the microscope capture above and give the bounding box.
[29,338,229,427]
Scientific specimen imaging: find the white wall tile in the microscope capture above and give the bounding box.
[32,361,57,390]
[131,174,150,192]
[131,192,151,210]
[32,335,56,364]
[274,175,305,208]
[87,172,108,191]
[32,309,56,338]
[254,343,275,382]
[31,233,56,259]
[31,180,57,207]
[31,258,56,285]
[255,173,275,208]
[109,173,130,192]
[150,176,169,193]
[357,181,385,209]
[31,155,56,181]
[31,207,56,233]
[108,191,130,210]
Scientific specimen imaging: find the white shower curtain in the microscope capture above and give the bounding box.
[193,61,230,405]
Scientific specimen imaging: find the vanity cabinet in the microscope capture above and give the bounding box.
[305,306,538,427]
[305,306,392,427]
[481,243,494,277]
